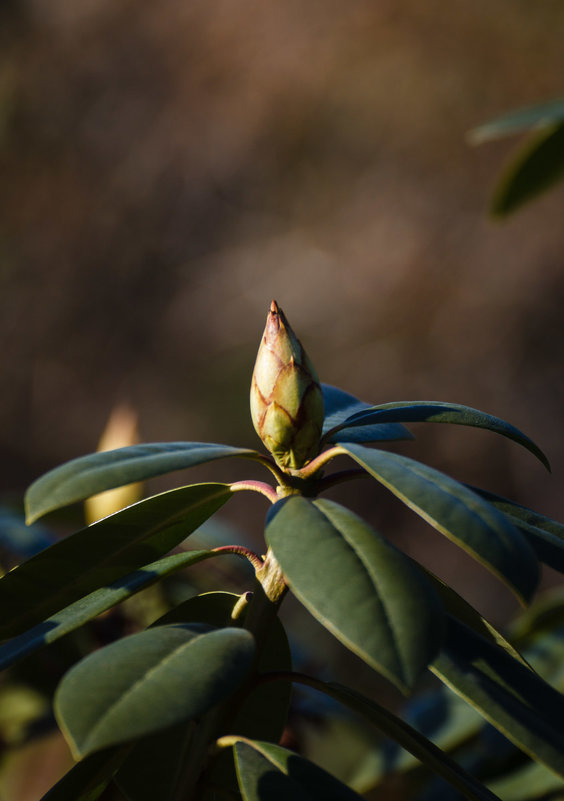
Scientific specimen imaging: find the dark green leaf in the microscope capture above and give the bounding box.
[291,677,500,801]
[0,549,218,671]
[331,402,549,471]
[491,124,564,217]
[340,443,539,604]
[470,98,564,143]
[432,617,564,779]
[231,737,363,801]
[266,497,444,692]
[321,385,412,444]
[25,442,257,523]
[0,483,232,640]
[55,623,256,758]
[488,759,564,801]
[39,747,128,801]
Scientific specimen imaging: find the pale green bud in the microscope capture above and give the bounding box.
[250,301,324,471]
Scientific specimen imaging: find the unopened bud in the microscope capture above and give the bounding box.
[250,301,324,471]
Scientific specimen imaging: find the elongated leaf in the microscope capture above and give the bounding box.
[0,482,232,640]
[328,402,549,470]
[266,497,444,692]
[56,623,255,758]
[488,756,564,800]
[490,124,564,217]
[289,677,500,801]
[39,748,128,801]
[340,443,539,604]
[0,549,219,671]
[230,737,363,801]
[321,385,412,443]
[470,486,564,573]
[470,98,564,143]
[431,617,564,779]
[25,442,257,523]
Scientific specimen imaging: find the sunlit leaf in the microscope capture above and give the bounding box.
[0,483,232,640]
[339,444,539,604]
[330,401,549,470]
[266,497,443,692]
[488,759,564,801]
[56,624,256,758]
[470,98,564,143]
[26,442,258,523]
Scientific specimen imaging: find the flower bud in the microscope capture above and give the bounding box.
[250,301,324,471]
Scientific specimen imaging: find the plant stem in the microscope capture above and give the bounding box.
[211,545,264,571]
[292,445,348,480]
[230,479,278,504]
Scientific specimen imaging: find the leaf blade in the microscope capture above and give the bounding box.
[56,624,256,758]
[25,442,257,523]
[339,443,539,604]
[266,497,443,692]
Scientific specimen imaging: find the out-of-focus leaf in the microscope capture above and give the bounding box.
[321,385,412,444]
[229,737,364,800]
[0,483,232,640]
[56,624,256,758]
[490,124,564,217]
[0,549,217,671]
[291,678,499,801]
[39,748,128,801]
[488,758,564,801]
[266,497,444,693]
[25,442,257,523]
[431,617,564,779]
[470,98,564,143]
[340,443,539,605]
[330,402,549,470]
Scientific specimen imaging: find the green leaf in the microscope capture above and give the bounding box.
[470,98,564,143]
[431,616,564,779]
[291,678,500,801]
[321,385,412,444]
[491,124,564,217]
[266,497,444,692]
[488,759,564,801]
[0,483,232,640]
[25,442,258,523]
[470,486,564,575]
[39,748,128,801]
[339,443,539,604]
[116,592,292,801]
[230,737,364,801]
[0,549,219,671]
[330,401,549,471]
[55,624,256,759]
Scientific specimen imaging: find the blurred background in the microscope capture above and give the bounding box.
[1,1,564,796]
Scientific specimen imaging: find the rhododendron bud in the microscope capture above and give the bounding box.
[250,301,324,471]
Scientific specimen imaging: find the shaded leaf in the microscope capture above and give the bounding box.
[56,624,256,758]
[470,486,564,575]
[291,677,500,801]
[266,497,443,692]
[488,759,564,801]
[0,483,232,640]
[321,385,412,444]
[0,549,217,671]
[491,124,564,217]
[26,442,257,523]
[339,443,539,604]
[230,737,363,801]
[330,401,549,471]
[431,617,564,779]
[39,747,128,801]
[470,98,564,143]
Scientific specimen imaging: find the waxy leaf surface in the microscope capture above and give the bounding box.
[56,624,255,758]
[0,482,232,640]
[266,497,443,692]
[432,617,564,779]
[25,442,256,522]
[340,443,539,604]
[232,738,363,801]
[331,401,549,470]
[321,384,411,444]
